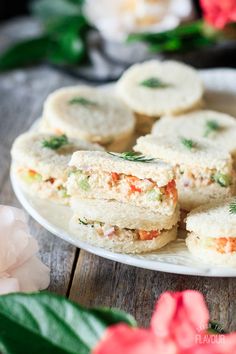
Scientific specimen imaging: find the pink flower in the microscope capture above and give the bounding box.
[0,205,50,294]
[151,291,209,349]
[200,0,236,29]
[93,290,236,354]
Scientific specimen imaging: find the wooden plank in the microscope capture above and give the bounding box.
[0,66,80,295]
[69,251,236,331]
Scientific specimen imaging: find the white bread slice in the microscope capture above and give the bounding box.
[186,232,236,267]
[152,110,236,161]
[69,221,177,254]
[70,197,179,231]
[11,131,104,180]
[69,150,174,186]
[134,134,232,170]
[42,85,135,146]
[186,198,236,238]
[178,183,234,211]
[116,60,203,116]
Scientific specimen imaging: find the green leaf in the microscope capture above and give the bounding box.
[48,32,85,65]
[0,292,136,354]
[0,36,49,71]
[68,97,98,106]
[140,77,171,89]
[208,321,226,334]
[42,135,69,150]
[204,120,221,137]
[180,137,196,150]
[212,173,231,187]
[31,0,82,22]
[229,200,236,214]
[127,20,217,53]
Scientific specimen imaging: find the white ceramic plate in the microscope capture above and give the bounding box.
[11,69,236,277]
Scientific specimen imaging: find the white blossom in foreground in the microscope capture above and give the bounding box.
[0,205,50,295]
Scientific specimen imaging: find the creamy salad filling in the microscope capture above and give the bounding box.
[68,169,178,210]
[175,164,232,189]
[17,167,69,200]
[198,236,236,254]
[78,218,163,241]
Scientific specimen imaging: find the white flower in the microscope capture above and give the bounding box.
[85,0,194,41]
[0,205,50,295]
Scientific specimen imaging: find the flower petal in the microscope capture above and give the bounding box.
[151,291,209,349]
[10,256,50,292]
[93,324,177,354]
[0,278,20,295]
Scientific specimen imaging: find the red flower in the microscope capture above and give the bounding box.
[200,0,236,29]
[93,290,236,354]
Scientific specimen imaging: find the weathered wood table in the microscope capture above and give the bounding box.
[0,17,236,330]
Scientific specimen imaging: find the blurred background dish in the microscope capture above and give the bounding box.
[0,0,236,82]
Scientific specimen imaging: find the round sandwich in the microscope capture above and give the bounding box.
[116,60,204,133]
[152,110,236,164]
[70,198,179,254]
[134,134,236,211]
[40,85,135,152]
[67,150,178,216]
[11,132,104,204]
[186,198,236,267]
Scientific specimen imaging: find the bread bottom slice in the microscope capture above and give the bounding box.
[70,198,179,231]
[178,183,234,211]
[69,219,177,254]
[186,233,236,267]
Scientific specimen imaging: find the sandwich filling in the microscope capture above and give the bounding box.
[196,236,236,254]
[77,218,168,241]
[175,164,232,189]
[67,169,178,212]
[16,167,69,201]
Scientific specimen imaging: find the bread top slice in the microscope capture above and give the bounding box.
[71,197,179,230]
[11,132,103,180]
[116,60,203,116]
[186,198,236,238]
[69,150,174,186]
[134,134,232,171]
[43,85,135,143]
[152,110,236,156]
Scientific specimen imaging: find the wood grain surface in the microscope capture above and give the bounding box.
[1,17,236,332]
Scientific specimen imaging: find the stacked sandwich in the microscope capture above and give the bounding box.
[67,151,180,253]
[134,134,236,211]
[11,132,104,204]
[186,198,236,267]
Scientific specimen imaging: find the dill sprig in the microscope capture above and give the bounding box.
[108,152,155,163]
[68,97,98,106]
[78,218,88,225]
[180,137,196,150]
[204,120,220,137]
[140,77,171,89]
[42,134,69,150]
[229,200,236,214]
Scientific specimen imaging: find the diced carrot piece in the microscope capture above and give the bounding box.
[165,180,178,204]
[111,172,120,182]
[28,169,37,177]
[129,184,142,193]
[139,230,160,240]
